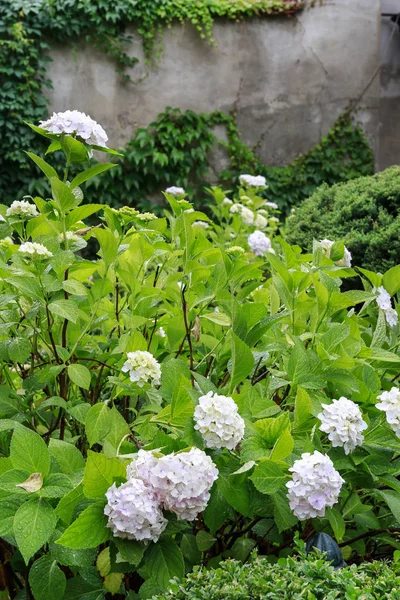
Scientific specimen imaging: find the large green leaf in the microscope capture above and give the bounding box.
[228,333,254,392]
[55,483,84,525]
[383,265,400,296]
[10,426,50,476]
[56,502,109,549]
[14,498,57,564]
[70,163,117,189]
[251,460,288,495]
[25,151,58,180]
[49,439,84,475]
[378,490,400,524]
[93,229,119,267]
[85,402,111,447]
[218,474,253,518]
[68,364,91,390]
[146,540,184,589]
[83,451,126,499]
[272,491,297,532]
[48,299,79,323]
[51,177,79,213]
[29,555,66,600]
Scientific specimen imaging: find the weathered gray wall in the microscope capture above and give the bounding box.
[379,0,400,170]
[46,0,382,168]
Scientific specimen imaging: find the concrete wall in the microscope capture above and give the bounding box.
[379,1,400,170]
[46,0,382,168]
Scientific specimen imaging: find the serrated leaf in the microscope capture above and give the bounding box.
[56,502,109,549]
[29,555,66,600]
[68,364,91,390]
[251,460,287,495]
[145,540,184,589]
[49,439,85,475]
[229,333,254,392]
[14,498,57,564]
[83,451,126,499]
[114,538,145,566]
[62,279,88,296]
[10,426,50,476]
[85,402,111,447]
[272,491,297,532]
[196,530,216,551]
[55,483,84,525]
[48,299,79,323]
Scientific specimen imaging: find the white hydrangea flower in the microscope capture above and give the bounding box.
[222,197,233,206]
[286,451,344,520]
[131,448,218,521]
[318,397,367,454]
[248,230,273,256]
[104,479,167,542]
[375,287,398,327]
[6,200,38,218]
[192,221,209,229]
[254,213,267,229]
[135,212,157,221]
[229,203,242,214]
[40,110,108,147]
[265,201,278,209]
[0,237,13,248]
[377,387,400,437]
[19,242,53,258]
[121,351,161,387]
[126,449,160,484]
[165,186,185,196]
[194,391,245,450]
[269,217,280,225]
[240,206,255,226]
[239,174,266,188]
[158,327,166,338]
[227,246,245,254]
[320,239,352,267]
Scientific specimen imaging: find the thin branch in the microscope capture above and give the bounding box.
[338,528,400,548]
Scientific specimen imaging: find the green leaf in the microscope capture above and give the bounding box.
[201,312,231,326]
[196,530,216,551]
[270,429,294,461]
[49,439,84,475]
[203,484,232,535]
[287,341,309,385]
[68,364,91,390]
[104,406,130,450]
[378,490,400,524]
[62,279,88,296]
[251,460,288,495]
[85,402,111,447]
[146,540,184,589]
[364,425,400,453]
[272,491,297,532]
[7,337,31,363]
[48,299,79,323]
[70,163,117,189]
[326,507,345,542]
[228,333,254,392]
[55,483,84,525]
[0,494,25,536]
[56,502,109,549]
[60,135,88,163]
[371,309,388,348]
[10,426,50,476]
[114,538,145,565]
[65,204,104,228]
[14,498,57,564]
[29,555,66,600]
[83,451,126,499]
[51,177,79,213]
[383,265,400,296]
[64,575,105,600]
[218,474,253,518]
[41,473,74,498]
[293,387,313,431]
[93,229,119,267]
[25,152,58,180]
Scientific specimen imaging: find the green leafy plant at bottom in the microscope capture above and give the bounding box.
[152,550,400,600]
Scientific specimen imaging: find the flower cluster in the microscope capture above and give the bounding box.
[40,110,108,147]
[376,387,400,437]
[0,237,13,248]
[19,242,53,258]
[320,239,352,268]
[376,287,398,328]
[165,186,185,196]
[194,391,245,450]
[104,479,167,542]
[265,201,278,209]
[6,200,38,218]
[59,231,80,244]
[229,204,267,228]
[239,174,266,189]
[121,351,161,387]
[318,397,367,454]
[125,448,219,521]
[192,221,209,229]
[286,451,344,520]
[248,230,273,256]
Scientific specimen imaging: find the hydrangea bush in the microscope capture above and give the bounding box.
[0,115,400,599]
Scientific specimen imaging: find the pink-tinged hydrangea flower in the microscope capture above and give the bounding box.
[375,287,398,327]
[165,186,185,196]
[239,174,267,188]
[286,451,344,520]
[104,479,167,542]
[121,351,161,387]
[248,230,273,256]
[19,242,53,258]
[6,200,38,218]
[40,110,108,147]
[127,448,218,522]
[320,239,352,268]
[377,387,400,437]
[194,391,245,450]
[318,397,367,454]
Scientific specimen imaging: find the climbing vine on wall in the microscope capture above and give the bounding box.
[0,0,373,212]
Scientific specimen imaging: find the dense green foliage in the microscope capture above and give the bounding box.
[153,550,400,599]
[0,122,399,599]
[284,166,400,272]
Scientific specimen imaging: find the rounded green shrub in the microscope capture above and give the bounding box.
[284,166,400,273]
[153,553,400,600]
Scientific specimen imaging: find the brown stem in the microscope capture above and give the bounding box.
[147,314,158,351]
[61,269,69,349]
[115,278,121,337]
[45,305,60,363]
[182,286,194,371]
[338,528,400,548]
